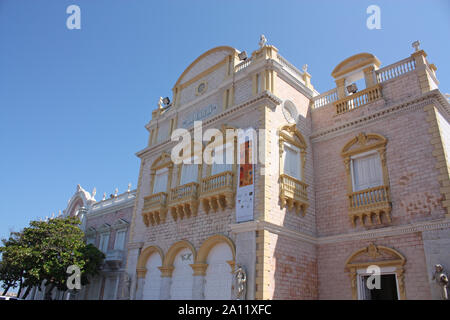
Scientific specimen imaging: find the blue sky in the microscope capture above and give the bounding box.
[0,0,449,242]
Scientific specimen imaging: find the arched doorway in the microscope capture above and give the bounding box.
[142,253,162,299]
[204,242,233,299]
[170,247,194,300]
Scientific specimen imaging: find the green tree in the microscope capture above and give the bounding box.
[0,216,105,299]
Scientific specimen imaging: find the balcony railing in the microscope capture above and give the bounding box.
[348,185,391,227]
[312,88,339,109]
[334,84,383,115]
[142,192,167,226]
[200,171,235,213]
[234,57,253,73]
[168,182,199,220]
[376,57,416,83]
[279,174,309,215]
[276,53,305,84]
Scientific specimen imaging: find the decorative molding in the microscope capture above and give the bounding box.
[136,245,164,278]
[196,234,236,264]
[341,132,391,227]
[229,218,450,245]
[345,243,406,300]
[311,90,449,143]
[136,90,282,159]
[279,124,309,215]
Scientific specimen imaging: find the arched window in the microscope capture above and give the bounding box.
[342,133,391,227]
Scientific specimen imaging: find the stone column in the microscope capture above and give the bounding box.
[191,263,208,299]
[363,66,376,87]
[126,246,142,300]
[335,78,346,99]
[158,266,174,299]
[135,275,146,300]
[411,50,435,93]
[160,277,172,300]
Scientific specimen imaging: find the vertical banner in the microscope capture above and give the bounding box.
[235,128,255,222]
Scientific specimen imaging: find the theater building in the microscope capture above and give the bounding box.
[124,39,450,300]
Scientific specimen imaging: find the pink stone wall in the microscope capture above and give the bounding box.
[318,233,432,300]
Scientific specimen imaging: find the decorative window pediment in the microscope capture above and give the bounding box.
[345,243,406,300]
[112,219,129,230]
[342,132,387,158]
[151,152,173,171]
[97,223,111,233]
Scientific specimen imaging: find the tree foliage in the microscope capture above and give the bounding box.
[0,216,105,299]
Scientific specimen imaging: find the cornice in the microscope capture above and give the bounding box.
[88,194,136,218]
[310,90,449,143]
[269,59,315,99]
[127,242,144,250]
[136,91,282,159]
[229,218,450,245]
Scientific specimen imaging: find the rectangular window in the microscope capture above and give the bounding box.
[211,142,233,175]
[153,168,168,194]
[180,163,198,185]
[283,143,301,180]
[114,230,126,250]
[99,233,110,253]
[351,152,383,191]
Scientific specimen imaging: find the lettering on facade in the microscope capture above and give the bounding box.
[182,104,217,128]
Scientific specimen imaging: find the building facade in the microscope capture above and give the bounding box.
[124,39,450,300]
[28,185,135,300]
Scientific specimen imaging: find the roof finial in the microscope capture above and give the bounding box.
[412,40,421,52]
[158,97,164,109]
[127,182,131,193]
[302,64,308,73]
[102,192,106,201]
[92,187,96,198]
[114,188,118,198]
[259,34,267,48]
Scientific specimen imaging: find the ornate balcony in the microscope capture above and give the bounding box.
[200,171,235,213]
[279,174,309,215]
[168,182,199,220]
[142,192,167,226]
[334,84,383,115]
[348,185,391,227]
